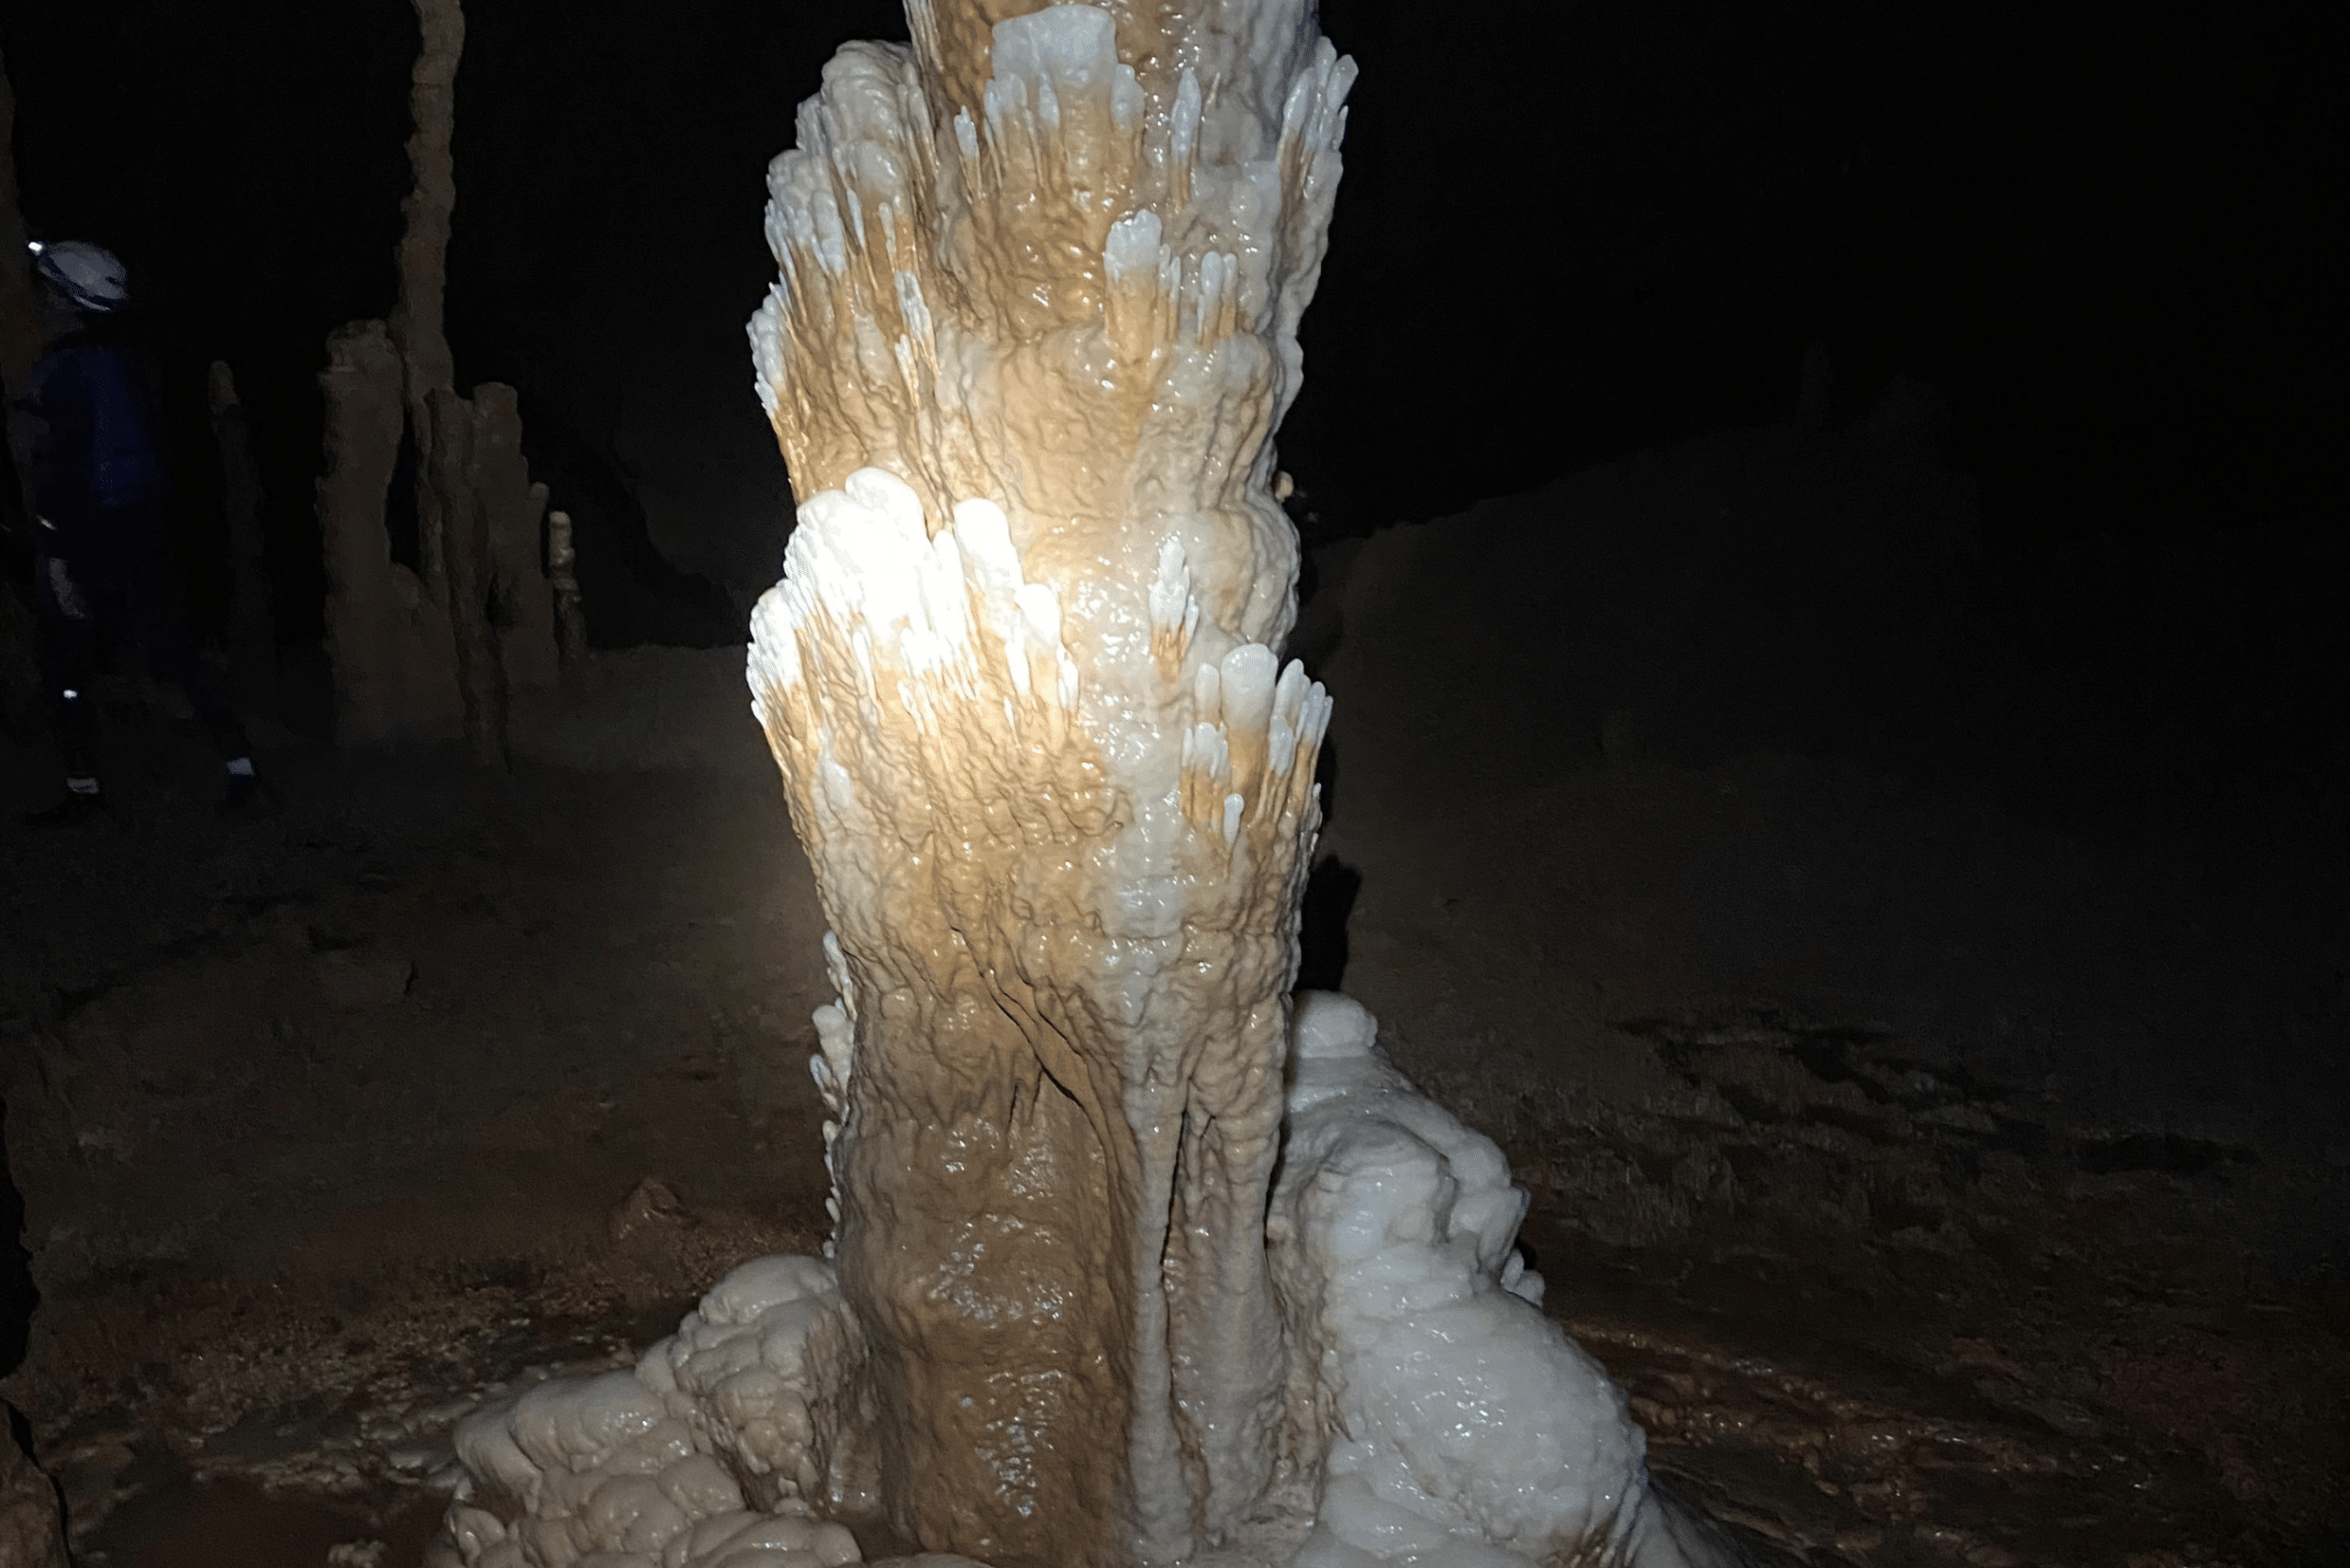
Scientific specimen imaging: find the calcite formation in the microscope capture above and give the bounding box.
[438,1000,1726,1568]
[440,1,1732,1564]
[742,0,1347,1557]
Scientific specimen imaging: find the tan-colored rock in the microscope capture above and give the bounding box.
[468,384,557,693]
[744,2,1351,1559]
[318,320,464,746]
[427,386,506,766]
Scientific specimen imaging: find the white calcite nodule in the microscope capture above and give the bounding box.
[437,0,1733,1563]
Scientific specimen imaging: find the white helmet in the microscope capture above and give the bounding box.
[29,240,130,314]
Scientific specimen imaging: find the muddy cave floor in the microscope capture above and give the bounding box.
[4,422,2348,1568]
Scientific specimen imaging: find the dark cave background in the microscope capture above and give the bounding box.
[1,0,2342,809]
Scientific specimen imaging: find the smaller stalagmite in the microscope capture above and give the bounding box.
[319,0,565,752]
[318,319,462,747]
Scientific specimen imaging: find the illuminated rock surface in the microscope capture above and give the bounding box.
[744,0,1346,1556]
[438,0,1723,1563]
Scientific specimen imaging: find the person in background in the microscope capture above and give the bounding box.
[15,239,258,825]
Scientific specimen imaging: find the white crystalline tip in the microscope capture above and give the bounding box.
[952,498,1022,592]
[1111,68,1143,134]
[1193,659,1222,720]
[895,265,934,343]
[747,286,789,417]
[916,531,974,653]
[1107,210,1164,285]
[785,468,934,643]
[1189,722,1228,781]
[1274,657,1309,729]
[1292,990,1376,1059]
[746,582,802,692]
[990,4,1118,98]
[1016,581,1063,651]
[1170,67,1201,167]
[1148,536,1189,632]
[1220,642,1278,734]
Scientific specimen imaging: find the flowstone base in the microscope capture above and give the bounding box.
[431,995,1732,1568]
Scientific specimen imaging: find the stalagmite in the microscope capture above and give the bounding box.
[321,0,563,750]
[392,0,507,760]
[0,44,37,389]
[740,3,1351,1553]
[428,386,508,765]
[441,2,1733,1564]
[467,384,560,693]
[318,320,463,745]
[547,510,588,666]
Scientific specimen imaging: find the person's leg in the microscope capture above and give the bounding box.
[119,504,259,804]
[24,552,106,823]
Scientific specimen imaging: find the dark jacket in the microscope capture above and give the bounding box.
[17,326,168,543]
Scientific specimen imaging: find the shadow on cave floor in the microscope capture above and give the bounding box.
[0,417,2344,1565]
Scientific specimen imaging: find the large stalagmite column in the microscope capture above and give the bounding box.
[744,2,1351,1562]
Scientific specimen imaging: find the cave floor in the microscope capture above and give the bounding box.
[5,431,2347,1568]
